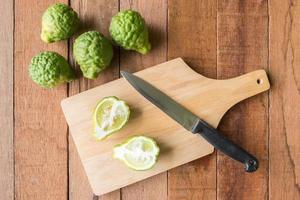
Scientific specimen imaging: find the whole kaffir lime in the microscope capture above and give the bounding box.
[29,51,75,88]
[109,10,151,54]
[41,3,79,43]
[73,31,113,79]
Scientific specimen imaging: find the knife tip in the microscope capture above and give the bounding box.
[121,71,132,79]
[120,71,126,77]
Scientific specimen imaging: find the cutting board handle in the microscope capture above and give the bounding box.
[224,69,270,103]
[203,69,270,127]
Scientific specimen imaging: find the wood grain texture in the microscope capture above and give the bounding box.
[217,1,269,199]
[68,1,120,200]
[61,58,269,196]
[6,0,300,199]
[269,0,300,199]
[167,1,218,199]
[119,0,168,200]
[0,0,14,199]
[14,0,69,199]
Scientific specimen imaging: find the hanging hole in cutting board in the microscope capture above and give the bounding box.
[257,78,263,85]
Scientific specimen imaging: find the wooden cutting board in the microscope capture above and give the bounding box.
[61,58,270,196]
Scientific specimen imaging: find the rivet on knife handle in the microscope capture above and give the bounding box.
[192,119,259,172]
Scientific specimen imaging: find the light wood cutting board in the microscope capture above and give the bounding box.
[61,58,270,195]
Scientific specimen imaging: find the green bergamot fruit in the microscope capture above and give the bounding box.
[41,3,79,43]
[73,31,113,79]
[29,51,75,88]
[109,10,151,54]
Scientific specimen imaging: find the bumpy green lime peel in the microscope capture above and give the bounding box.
[29,51,75,88]
[41,3,79,43]
[109,10,151,55]
[73,31,113,79]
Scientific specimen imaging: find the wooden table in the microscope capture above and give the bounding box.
[1,0,299,199]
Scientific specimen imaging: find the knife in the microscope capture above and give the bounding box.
[121,71,259,172]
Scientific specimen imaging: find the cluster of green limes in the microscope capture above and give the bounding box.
[29,3,151,88]
[29,3,159,170]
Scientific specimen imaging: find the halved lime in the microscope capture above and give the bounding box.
[113,136,160,170]
[93,96,130,140]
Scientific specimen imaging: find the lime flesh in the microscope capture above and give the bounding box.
[93,96,130,140]
[113,136,160,170]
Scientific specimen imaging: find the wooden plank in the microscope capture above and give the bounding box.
[269,0,300,199]
[68,0,120,200]
[14,0,69,199]
[0,0,14,199]
[216,1,269,199]
[167,0,217,199]
[119,0,167,199]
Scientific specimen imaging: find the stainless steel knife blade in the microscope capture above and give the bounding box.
[121,71,200,132]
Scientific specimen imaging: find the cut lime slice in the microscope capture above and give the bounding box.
[113,136,160,170]
[93,96,130,140]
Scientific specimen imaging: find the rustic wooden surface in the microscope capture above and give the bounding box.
[1,0,299,199]
[217,1,269,199]
[0,0,14,200]
[15,1,69,200]
[269,0,300,199]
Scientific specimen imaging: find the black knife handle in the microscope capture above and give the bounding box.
[193,119,258,172]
